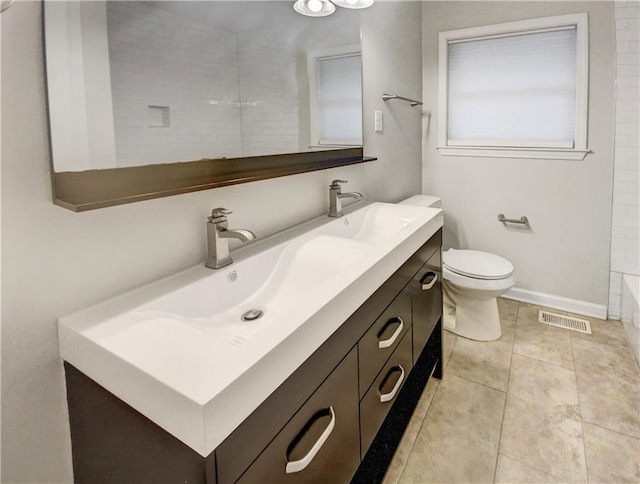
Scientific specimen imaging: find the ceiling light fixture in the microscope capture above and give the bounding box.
[293,0,373,17]
[331,0,374,9]
[293,0,336,17]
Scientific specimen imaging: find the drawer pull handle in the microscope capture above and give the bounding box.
[421,271,438,290]
[285,406,336,474]
[380,365,405,403]
[378,317,404,349]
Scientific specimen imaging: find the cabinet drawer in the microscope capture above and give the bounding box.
[358,291,411,399]
[217,312,360,484]
[237,348,360,484]
[359,330,413,459]
[411,249,442,365]
[340,230,443,348]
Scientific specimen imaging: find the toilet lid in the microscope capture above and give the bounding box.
[443,249,514,280]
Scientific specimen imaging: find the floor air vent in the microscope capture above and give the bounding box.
[538,310,592,334]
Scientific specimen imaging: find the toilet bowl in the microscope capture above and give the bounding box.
[442,249,515,340]
[399,195,515,341]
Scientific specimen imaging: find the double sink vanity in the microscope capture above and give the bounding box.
[45,2,443,480]
[59,199,444,483]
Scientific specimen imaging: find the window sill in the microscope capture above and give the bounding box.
[436,146,590,160]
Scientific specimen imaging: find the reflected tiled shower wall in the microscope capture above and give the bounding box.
[609,1,640,319]
[238,29,300,157]
[107,2,242,166]
[107,2,299,167]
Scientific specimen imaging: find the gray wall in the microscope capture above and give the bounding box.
[1,1,422,481]
[421,1,615,307]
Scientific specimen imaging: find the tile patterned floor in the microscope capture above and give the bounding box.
[384,298,640,483]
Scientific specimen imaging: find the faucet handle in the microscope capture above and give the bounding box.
[330,179,347,188]
[211,207,232,216]
[209,207,231,223]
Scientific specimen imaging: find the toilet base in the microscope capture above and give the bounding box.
[443,281,502,341]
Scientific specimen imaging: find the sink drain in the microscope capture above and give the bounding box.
[241,309,264,321]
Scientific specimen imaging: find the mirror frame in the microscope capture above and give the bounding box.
[42,2,374,212]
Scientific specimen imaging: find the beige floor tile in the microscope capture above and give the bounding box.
[572,336,640,381]
[447,334,513,392]
[383,378,440,484]
[499,310,517,341]
[571,317,634,351]
[498,297,520,323]
[499,354,587,482]
[583,422,640,483]
[576,370,640,439]
[388,301,639,483]
[514,303,574,370]
[447,304,516,391]
[443,331,457,369]
[573,337,640,439]
[399,374,505,484]
[495,453,569,483]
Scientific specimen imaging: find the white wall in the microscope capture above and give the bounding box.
[609,0,640,320]
[0,1,422,482]
[422,1,616,311]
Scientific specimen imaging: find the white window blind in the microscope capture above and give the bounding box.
[316,53,362,145]
[447,27,578,148]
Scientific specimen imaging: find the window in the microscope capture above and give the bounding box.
[438,14,589,160]
[308,45,363,147]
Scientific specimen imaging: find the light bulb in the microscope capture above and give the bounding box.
[293,0,335,17]
[308,0,322,13]
[331,0,374,9]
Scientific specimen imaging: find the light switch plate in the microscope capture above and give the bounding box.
[374,110,383,132]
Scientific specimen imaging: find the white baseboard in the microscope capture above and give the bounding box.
[502,287,608,320]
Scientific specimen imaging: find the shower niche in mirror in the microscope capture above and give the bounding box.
[44,1,372,211]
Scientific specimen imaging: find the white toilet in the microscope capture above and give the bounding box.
[399,195,515,341]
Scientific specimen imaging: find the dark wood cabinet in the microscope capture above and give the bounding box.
[216,309,359,484]
[64,229,443,484]
[237,349,360,484]
[359,330,413,459]
[411,248,442,365]
[64,363,214,484]
[358,291,411,399]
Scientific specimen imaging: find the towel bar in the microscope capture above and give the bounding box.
[498,213,529,225]
[382,93,423,107]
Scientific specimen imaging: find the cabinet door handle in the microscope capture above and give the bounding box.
[379,365,405,403]
[421,271,438,290]
[378,317,404,349]
[285,406,336,474]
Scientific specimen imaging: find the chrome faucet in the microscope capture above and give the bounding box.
[328,180,363,218]
[205,208,256,269]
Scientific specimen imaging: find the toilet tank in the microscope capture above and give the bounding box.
[399,195,442,209]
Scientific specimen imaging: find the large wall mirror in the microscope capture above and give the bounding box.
[44,1,372,211]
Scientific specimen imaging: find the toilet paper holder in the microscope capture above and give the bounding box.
[498,213,529,225]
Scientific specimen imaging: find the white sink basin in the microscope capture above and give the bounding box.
[59,201,442,456]
[318,203,429,244]
[89,234,374,392]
